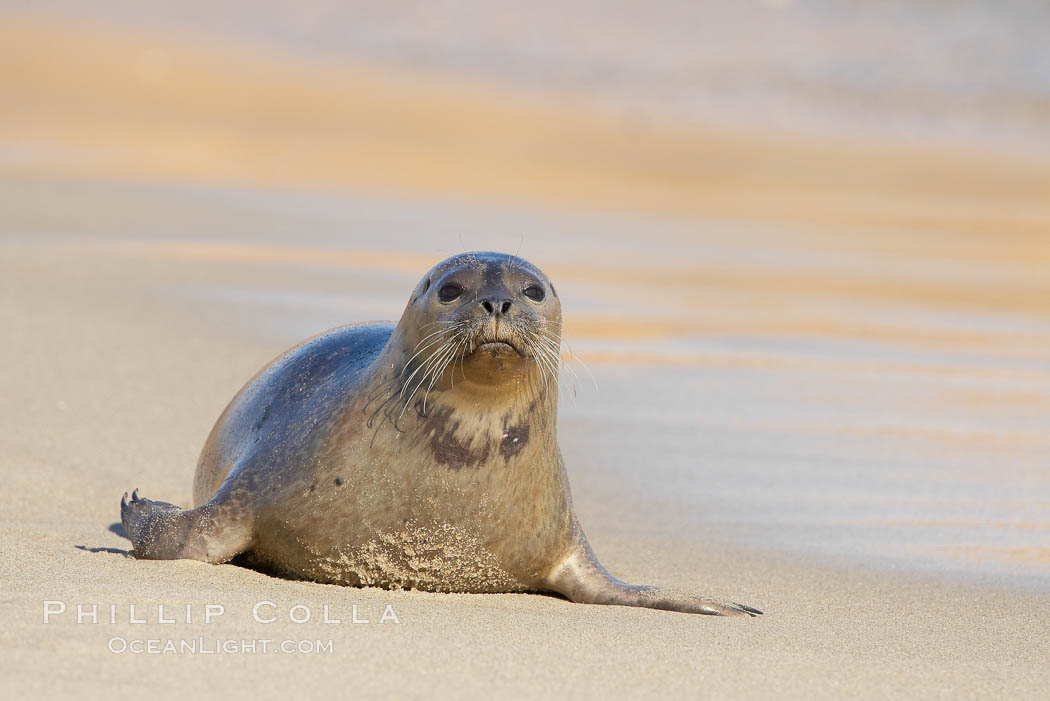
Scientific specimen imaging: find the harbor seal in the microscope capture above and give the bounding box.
[120,251,761,616]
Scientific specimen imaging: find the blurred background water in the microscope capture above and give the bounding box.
[2,1,1048,589]
[7,0,1050,149]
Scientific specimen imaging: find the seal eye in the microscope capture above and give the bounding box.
[523,285,545,302]
[438,283,464,303]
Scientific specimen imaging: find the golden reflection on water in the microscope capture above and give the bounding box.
[43,238,1050,373]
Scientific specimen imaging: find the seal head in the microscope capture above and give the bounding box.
[405,251,560,388]
[371,252,562,432]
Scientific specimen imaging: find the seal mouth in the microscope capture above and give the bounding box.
[478,341,515,353]
[469,339,523,357]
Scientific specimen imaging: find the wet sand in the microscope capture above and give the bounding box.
[2,11,1050,700]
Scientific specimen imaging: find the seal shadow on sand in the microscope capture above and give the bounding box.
[73,522,133,556]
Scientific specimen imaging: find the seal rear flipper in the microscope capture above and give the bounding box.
[544,536,762,617]
[120,488,254,563]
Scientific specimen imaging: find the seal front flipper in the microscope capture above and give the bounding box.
[120,488,254,563]
[544,534,762,617]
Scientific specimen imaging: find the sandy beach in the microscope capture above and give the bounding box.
[2,7,1049,699]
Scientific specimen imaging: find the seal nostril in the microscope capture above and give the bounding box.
[481,298,511,316]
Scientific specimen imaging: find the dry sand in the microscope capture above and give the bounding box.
[2,12,1049,700]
